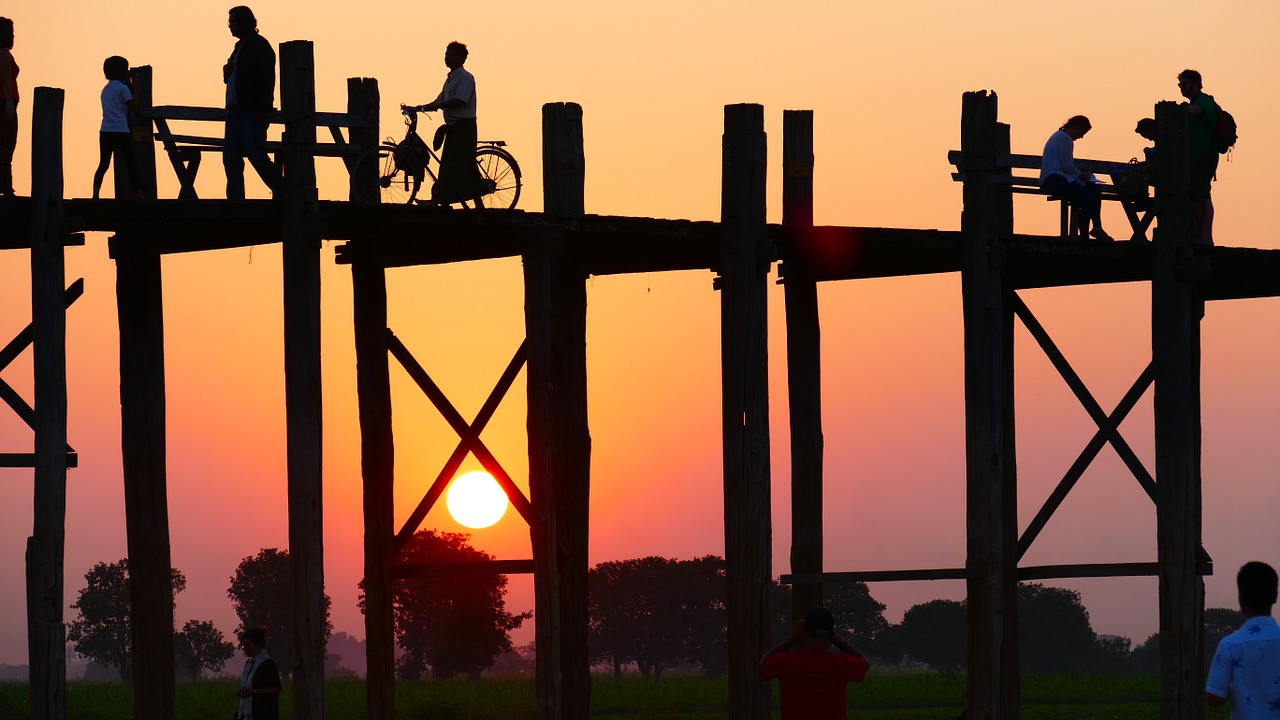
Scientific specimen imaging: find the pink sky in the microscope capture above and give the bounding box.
[2,0,1280,666]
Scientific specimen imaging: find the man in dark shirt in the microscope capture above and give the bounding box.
[1178,69,1219,244]
[236,627,282,720]
[760,607,871,720]
[223,6,281,200]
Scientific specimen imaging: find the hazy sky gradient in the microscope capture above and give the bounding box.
[1,0,1278,666]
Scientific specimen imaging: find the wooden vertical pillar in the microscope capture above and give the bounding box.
[279,41,325,720]
[1152,101,1204,720]
[781,110,823,621]
[27,86,68,720]
[347,77,380,202]
[527,101,591,720]
[720,103,772,720]
[352,252,395,720]
[127,67,158,200]
[960,90,1019,720]
[115,240,172,720]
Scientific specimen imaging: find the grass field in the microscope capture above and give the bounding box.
[0,671,1164,719]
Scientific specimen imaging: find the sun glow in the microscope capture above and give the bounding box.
[445,471,509,529]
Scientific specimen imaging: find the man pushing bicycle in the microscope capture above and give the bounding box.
[409,41,484,206]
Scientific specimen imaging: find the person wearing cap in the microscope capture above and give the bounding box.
[760,606,870,719]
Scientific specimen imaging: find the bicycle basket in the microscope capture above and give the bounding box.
[395,133,430,175]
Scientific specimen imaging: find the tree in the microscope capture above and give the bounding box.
[227,548,333,679]
[67,559,186,687]
[898,599,966,674]
[381,530,531,680]
[174,619,235,681]
[589,557,687,679]
[1017,583,1099,675]
[679,556,728,677]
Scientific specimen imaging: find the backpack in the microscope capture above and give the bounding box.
[1214,102,1237,155]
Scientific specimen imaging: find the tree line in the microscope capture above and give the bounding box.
[68,542,1242,681]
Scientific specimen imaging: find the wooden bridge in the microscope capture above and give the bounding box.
[6,39,1280,720]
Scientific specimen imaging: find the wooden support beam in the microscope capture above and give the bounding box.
[346,78,379,200]
[352,255,395,720]
[1152,100,1205,720]
[960,90,1020,720]
[128,67,159,200]
[720,103,772,720]
[280,41,325,720]
[116,241,174,720]
[526,101,591,720]
[781,110,823,622]
[26,86,68,720]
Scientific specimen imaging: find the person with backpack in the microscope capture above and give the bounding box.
[1178,69,1218,245]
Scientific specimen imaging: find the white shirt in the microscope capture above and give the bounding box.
[1207,616,1280,720]
[433,66,476,125]
[1039,129,1084,186]
[238,651,269,719]
[100,80,132,133]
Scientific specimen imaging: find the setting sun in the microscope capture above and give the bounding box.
[445,471,509,529]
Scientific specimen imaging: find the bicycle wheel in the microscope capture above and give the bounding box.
[351,142,422,204]
[475,146,521,209]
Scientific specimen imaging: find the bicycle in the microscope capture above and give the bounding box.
[353,105,521,209]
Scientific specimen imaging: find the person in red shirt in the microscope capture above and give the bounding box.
[760,607,871,720]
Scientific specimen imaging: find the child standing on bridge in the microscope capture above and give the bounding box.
[92,56,141,199]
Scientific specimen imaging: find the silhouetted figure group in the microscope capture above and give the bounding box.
[1042,69,1224,245]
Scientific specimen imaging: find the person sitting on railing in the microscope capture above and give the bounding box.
[1039,115,1113,241]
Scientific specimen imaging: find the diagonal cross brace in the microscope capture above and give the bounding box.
[1012,294,1211,566]
[386,331,532,551]
[0,279,83,455]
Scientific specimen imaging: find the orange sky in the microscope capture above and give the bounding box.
[2,0,1279,666]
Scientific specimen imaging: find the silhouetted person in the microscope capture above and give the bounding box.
[1130,117,1157,189]
[223,6,280,200]
[0,17,18,197]
[236,628,282,720]
[1179,69,1218,245]
[93,56,141,199]
[1207,561,1280,718]
[1040,115,1112,241]
[760,607,870,720]
[412,41,484,206]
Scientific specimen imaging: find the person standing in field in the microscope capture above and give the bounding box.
[1206,561,1280,718]
[223,5,281,200]
[412,41,484,206]
[1178,69,1219,245]
[92,56,142,199]
[760,607,871,720]
[0,17,18,197]
[236,627,282,720]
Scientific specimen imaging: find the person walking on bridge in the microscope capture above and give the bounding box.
[222,6,281,200]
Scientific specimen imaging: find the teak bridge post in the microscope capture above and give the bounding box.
[781,110,823,621]
[27,86,70,720]
[526,102,591,720]
[720,103,773,720]
[280,41,326,720]
[960,90,1020,719]
[1152,100,1205,720]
